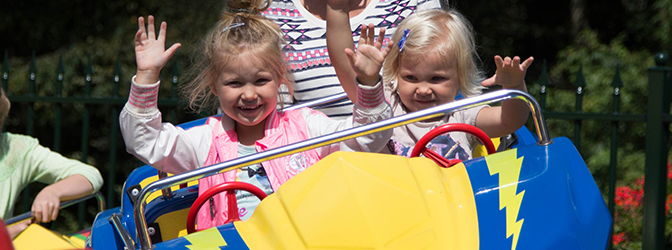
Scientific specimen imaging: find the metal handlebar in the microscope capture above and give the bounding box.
[6,191,106,225]
[282,92,349,111]
[134,89,550,249]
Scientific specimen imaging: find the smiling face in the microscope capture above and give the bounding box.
[210,53,280,132]
[396,51,459,113]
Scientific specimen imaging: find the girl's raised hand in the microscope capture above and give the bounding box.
[134,15,181,85]
[344,24,390,86]
[482,55,534,90]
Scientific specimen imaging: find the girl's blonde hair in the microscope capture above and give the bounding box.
[181,0,292,113]
[382,8,485,99]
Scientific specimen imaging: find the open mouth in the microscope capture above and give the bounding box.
[238,104,263,112]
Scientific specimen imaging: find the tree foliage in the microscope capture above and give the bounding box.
[533,29,652,185]
[1,0,672,243]
[1,0,227,231]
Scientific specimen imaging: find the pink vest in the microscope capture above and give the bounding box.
[196,109,323,230]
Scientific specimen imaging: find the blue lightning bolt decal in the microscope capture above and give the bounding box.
[486,149,525,250]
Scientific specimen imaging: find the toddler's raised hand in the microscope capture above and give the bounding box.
[135,15,181,85]
[344,24,390,86]
[482,55,534,90]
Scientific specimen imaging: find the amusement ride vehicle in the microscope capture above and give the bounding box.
[3,89,612,250]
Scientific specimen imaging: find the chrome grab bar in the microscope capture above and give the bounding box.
[134,89,550,249]
[110,213,136,250]
[6,191,106,225]
[153,93,350,201]
[282,92,349,111]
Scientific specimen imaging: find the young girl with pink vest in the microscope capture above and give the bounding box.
[120,0,392,231]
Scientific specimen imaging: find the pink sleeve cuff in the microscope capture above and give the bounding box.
[128,75,160,109]
[355,77,385,108]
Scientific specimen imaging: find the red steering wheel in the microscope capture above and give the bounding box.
[410,123,496,168]
[186,182,268,234]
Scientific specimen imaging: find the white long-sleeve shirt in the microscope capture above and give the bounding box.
[120,77,392,174]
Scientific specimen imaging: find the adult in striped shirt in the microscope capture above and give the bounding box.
[263,0,442,118]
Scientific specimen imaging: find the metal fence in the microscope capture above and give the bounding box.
[2,50,670,249]
[533,52,671,250]
[1,51,190,230]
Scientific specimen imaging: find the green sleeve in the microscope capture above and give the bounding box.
[21,134,103,193]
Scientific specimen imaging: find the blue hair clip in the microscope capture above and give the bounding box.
[397,29,410,52]
[222,22,245,33]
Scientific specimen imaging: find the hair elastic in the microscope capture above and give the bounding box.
[222,22,245,33]
[398,29,411,52]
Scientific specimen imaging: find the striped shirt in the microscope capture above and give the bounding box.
[264,0,441,118]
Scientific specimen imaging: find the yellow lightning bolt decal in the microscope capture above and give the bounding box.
[485,149,525,250]
[183,227,227,250]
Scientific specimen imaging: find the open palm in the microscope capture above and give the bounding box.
[134,15,181,84]
[344,24,390,85]
[482,55,534,89]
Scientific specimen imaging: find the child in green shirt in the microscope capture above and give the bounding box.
[0,85,103,239]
